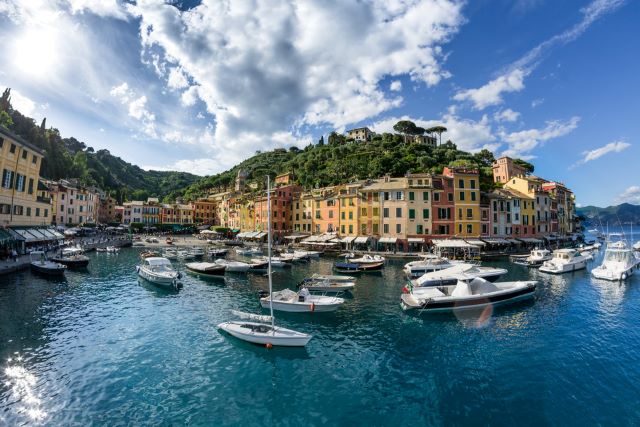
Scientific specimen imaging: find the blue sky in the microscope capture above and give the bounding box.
[0,0,638,207]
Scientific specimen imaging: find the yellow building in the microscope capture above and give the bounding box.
[357,185,381,238]
[292,191,313,234]
[0,127,51,226]
[338,184,359,237]
[405,173,433,247]
[444,167,480,237]
[503,175,551,236]
[239,198,255,232]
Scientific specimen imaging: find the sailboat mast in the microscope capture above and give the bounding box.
[267,176,274,329]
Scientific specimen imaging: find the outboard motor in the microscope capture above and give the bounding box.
[257,290,269,299]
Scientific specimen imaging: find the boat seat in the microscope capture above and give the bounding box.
[451,281,472,297]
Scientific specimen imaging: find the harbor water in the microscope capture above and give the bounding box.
[1,246,640,425]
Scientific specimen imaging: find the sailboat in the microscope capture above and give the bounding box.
[218,176,312,347]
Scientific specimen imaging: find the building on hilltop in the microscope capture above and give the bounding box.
[345,127,372,142]
[492,156,528,183]
[0,126,51,227]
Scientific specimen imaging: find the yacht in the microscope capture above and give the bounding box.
[136,257,181,289]
[591,241,639,281]
[403,254,463,278]
[539,249,588,274]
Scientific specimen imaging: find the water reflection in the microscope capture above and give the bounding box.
[2,355,46,423]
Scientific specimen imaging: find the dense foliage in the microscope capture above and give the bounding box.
[169,130,525,201]
[1,89,199,203]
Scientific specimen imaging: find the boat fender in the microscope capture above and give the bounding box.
[622,273,627,280]
[310,303,315,312]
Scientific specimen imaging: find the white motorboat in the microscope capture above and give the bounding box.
[30,251,66,276]
[633,241,640,251]
[136,257,181,289]
[162,249,178,260]
[235,246,263,256]
[106,246,119,253]
[177,249,194,260]
[50,247,90,269]
[298,277,355,293]
[207,248,228,257]
[539,249,588,274]
[403,254,464,278]
[293,250,321,259]
[409,263,508,288]
[310,273,356,283]
[218,311,311,347]
[591,241,639,281]
[215,259,251,273]
[279,252,308,262]
[401,277,537,312]
[252,256,290,268]
[524,249,552,267]
[346,254,385,264]
[219,176,311,347]
[185,262,226,277]
[260,288,344,312]
[190,247,205,258]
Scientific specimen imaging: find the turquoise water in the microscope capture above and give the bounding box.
[1,246,640,425]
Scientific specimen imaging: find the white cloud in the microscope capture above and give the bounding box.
[0,86,37,116]
[500,116,580,159]
[453,69,526,110]
[494,108,521,123]
[129,0,465,160]
[167,67,189,90]
[453,0,625,110]
[371,113,499,153]
[571,140,630,168]
[390,80,402,92]
[109,82,130,100]
[109,83,157,138]
[65,0,130,20]
[128,95,155,122]
[615,186,640,205]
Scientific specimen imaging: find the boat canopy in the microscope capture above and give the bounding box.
[145,257,172,266]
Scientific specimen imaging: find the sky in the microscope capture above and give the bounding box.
[0,0,638,208]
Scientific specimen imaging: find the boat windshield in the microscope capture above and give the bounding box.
[603,250,634,264]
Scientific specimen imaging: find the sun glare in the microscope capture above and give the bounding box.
[12,27,58,78]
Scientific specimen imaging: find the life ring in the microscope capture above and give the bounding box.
[310,303,315,312]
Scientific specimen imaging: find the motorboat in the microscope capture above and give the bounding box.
[30,251,67,276]
[106,246,119,253]
[190,247,205,258]
[50,247,90,269]
[310,274,357,283]
[591,241,639,281]
[511,248,552,268]
[298,277,355,293]
[279,252,308,262]
[215,259,251,273]
[400,277,537,312]
[260,288,344,312]
[334,261,384,273]
[136,257,181,289]
[408,263,508,288]
[140,250,160,259]
[539,249,588,274]
[219,176,311,347]
[345,254,385,264]
[249,260,269,272]
[633,241,640,251]
[235,246,263,256]
[162,248,178,260]
[185,262,226,277]
[166,237,173,245]
[218,310,311,347]
[403,254,463,278]
[176,249,195,260]
[207,248,229,257]
[252,256,290,268]
[293,250,321,259]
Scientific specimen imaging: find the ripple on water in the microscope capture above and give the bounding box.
[1,249,640,424]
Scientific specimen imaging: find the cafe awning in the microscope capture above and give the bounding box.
[378,237,398,244]
[465,239,486,247]
[354,236,369,244]
[408,237,424,243]
[432,239,478,248]
[517,237,543,244]
[340,236,356,243]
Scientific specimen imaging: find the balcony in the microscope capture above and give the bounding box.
[37,196,51,204]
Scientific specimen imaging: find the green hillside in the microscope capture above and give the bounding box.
[0,88,200,202]
[577,203,640,225]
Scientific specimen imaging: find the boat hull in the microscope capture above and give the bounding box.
[136,266,180,289]
[218,321,311,346]
[260,298,342,312]
[539,261,586,274]
[50,257,90,268]
[401,284,536,312]
[30,263,66,276]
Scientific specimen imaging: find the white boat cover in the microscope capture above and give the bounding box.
[231,310,272,323]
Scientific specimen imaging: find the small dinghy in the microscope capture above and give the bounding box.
[218,310,311,347]
[106,246,119,253]
[260,288,344,312]
[215,259,251,273]
[185,262,226,277]
[298,277,355,293]
[334,261,384,273]
[345,254,385,264]
[310,273,356,283]
[30,251,67,276]
[50,247,90,269]
[249,261,269,272]
[401,277,537,312]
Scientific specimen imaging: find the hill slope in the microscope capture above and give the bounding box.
[577,203,640,225]
[1,88,199,202]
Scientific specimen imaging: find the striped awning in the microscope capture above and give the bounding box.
[354,236,369,244]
